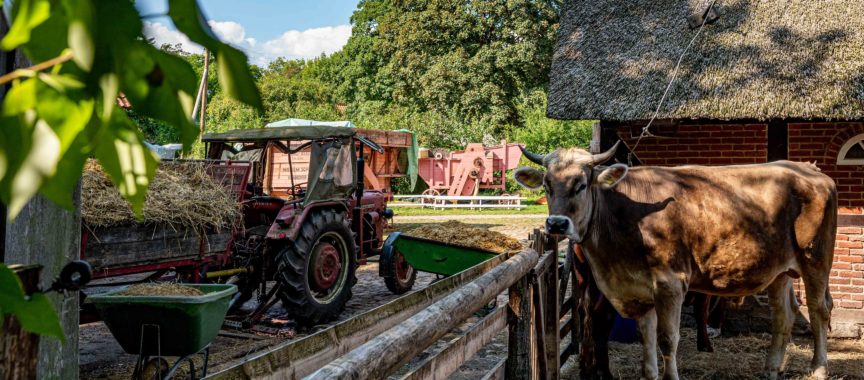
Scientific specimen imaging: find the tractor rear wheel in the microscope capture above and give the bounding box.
[276,210,356,325]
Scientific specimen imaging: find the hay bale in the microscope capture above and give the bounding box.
[405,220,523,253]
[82,160,240,232]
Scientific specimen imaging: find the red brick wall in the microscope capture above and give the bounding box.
[615,122,863,316]
[616,123,768,166]
[787,122,864,209]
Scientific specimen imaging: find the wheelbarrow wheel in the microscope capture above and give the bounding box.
[276,210,357,326]
[382,248,416,295]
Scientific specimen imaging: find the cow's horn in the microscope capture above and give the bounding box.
[591,141,620,165]
[519,145,546,166]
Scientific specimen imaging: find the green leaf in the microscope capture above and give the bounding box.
[120,43,198,148]
[93,111,159,217]
[15,293,65,341]
[216,47,263,114]
[6,120,61,217]
[0,265,25,308]
[63,0,95,71]
[0,0,50,50]
[0,265,64,341]
[99,74,119,122]
[167,0,262,111]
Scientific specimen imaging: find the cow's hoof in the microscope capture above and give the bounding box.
[763,370,780,380]
[696,344,714,353]
[810,366,828,380]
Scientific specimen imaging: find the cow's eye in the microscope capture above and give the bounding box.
[574,183,587,194]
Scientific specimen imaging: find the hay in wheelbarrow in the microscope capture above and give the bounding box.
[118,283,204,297]
[405,220,523,253]
[82,160,239,232]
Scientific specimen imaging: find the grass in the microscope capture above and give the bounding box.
[391,204,547,216]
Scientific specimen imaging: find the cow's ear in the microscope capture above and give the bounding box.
[596,164,628,189]
[513,167,545,190]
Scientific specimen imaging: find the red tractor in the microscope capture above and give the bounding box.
[202,125,395,324]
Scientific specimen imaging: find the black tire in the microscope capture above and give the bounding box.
[383,248,416,294]
[276,210,357,325]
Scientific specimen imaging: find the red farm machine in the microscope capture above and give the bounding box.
[417,141,523,197]
[81,124,415,327]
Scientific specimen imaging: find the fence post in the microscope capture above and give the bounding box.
[542,236,560,378]
[506,263,534,379]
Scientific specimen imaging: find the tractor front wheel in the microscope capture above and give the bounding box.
[276,210,357,325]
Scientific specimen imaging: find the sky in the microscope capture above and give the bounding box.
[135,0,360,66]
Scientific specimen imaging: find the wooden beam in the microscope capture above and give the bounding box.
[400,305,506,380]
[206,253,511,380]
[481,359,506,380]
[506,273,533,379]
[542,251,560,379]
[307,249,539,380]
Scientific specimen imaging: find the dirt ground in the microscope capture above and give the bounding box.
[79,215,864,379]
[559,329,864,380]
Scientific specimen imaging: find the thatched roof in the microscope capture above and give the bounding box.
[547,0,864,121]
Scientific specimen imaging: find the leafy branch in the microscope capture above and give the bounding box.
[0,0,263,221]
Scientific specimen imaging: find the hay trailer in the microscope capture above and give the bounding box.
[82,125,396,327]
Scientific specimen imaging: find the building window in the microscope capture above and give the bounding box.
[838,133,864,165]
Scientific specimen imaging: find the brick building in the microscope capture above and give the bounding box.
[547,0,864,335]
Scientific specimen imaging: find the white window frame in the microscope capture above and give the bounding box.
[837,133,864,165]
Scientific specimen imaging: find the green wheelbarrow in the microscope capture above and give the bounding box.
[86,283,237,379]
[379,232,501,295]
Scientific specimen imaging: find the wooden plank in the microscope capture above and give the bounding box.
[205,253,512,380]
[542,250,560,379]
[307,249,539,380]
[559,318,572,340]
[400,305,506,380]
[560,297,573,319]
[481,358,506,380]
[83,232,231,269]
[505,274,533,379]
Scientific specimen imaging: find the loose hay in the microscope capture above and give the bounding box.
[567,328,864,380]
[117,283,204,297]
[82,160,239,232]
[405,220,523,253]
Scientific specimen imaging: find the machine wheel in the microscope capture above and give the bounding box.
[421,189,440,206]
[382,248,416,294]
[276,210,357,325]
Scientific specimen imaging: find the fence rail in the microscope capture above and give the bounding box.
[206,230,574,380]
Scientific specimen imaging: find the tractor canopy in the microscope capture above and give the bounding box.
[203,125,358,204]
[201,125,355,142]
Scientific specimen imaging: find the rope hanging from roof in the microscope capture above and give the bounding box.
[629,0,719,165]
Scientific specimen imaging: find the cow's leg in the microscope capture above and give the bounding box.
[591,296,616,380]
[654,282,684,380]
[637,309,658,380]
[764,276,796,379]
[693,293,714,352]
[801,270,832,379]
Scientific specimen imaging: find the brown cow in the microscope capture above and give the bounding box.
[515,143,836,380]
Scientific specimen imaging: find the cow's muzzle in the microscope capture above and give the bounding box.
[545,215,573,237]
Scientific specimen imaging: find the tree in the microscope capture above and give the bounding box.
[0,0,262,220]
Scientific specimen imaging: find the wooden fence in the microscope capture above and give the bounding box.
[206,230,574,380]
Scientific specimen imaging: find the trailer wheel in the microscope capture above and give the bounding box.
[382,247,416,294]
[276,210,356,325]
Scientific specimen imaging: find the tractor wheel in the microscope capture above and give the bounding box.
[276,210,357,325]
[382,247,416,294]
